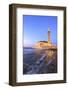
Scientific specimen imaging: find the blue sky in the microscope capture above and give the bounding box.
[23,15,57,46]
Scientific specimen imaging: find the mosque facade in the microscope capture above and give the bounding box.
[35,27,56,49]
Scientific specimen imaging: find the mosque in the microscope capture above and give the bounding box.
[34,27,57,49]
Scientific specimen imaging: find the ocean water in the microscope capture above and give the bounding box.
[23,48,37,65]
[23,48,35,54]
[23,47,57,74]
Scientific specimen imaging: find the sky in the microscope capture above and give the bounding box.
[23,15,57,47]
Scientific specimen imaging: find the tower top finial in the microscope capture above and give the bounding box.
[48,26,50,32]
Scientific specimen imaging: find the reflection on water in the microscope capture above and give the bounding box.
[23,47,57,74]
[35,48,57,61]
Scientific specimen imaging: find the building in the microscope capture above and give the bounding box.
[34,27,56,49]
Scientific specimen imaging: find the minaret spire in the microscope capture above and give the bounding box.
[48,26,50,31]
[48,26,51,44]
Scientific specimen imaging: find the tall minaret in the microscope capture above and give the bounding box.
[48,26,51,44]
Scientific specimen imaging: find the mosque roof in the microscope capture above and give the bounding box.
[38,41,48,43]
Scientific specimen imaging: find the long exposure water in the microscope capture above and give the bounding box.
[23,47,57,74]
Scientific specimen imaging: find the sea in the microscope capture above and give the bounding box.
[23,47,57,74]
